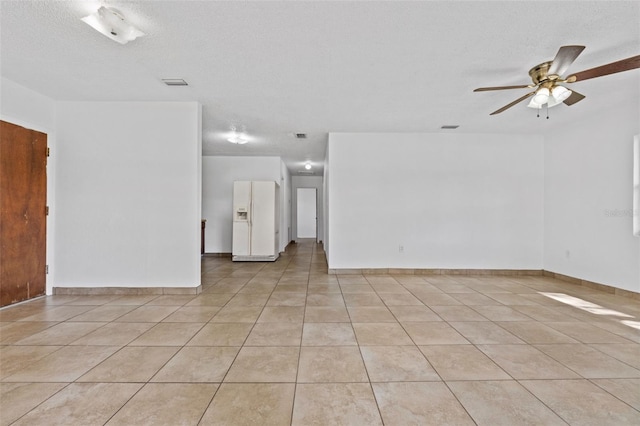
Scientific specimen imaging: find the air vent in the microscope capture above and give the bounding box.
[297,170,314,175]
[441,125,460,130]
[162,79,188,86]
[294,133,307,139]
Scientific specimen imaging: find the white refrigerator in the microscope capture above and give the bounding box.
[232,181,280,261]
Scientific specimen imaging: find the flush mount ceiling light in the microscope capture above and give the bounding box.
[81,6,145,45]
[227,134,248,144]
[304,162,312,170]
[227,125,250,144]
[227,128,248,145]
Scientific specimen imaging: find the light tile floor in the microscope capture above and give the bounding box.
[1,241,640,425]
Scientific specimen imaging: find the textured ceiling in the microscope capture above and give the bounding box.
[2,1,639,175]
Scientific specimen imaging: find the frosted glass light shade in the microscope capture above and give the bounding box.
[532,87,550,105]
[546,96,562,108]
[527,98,543,109]
[82,6,145,45]
[552,85,572,102]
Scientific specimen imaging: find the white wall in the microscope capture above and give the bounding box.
[323,145,331,259]
[280,160,292,249]
[544,102,640,292]
[55,101,202,288]
[292,176,324,242]
[1,78,54,130]
[1,77,57,294]
[327,133,544,270]
[202,156,286,253]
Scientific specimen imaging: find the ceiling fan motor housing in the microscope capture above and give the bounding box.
[529,61,558,85]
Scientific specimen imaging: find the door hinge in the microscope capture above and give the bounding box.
[47,147,50,157]
[46,206,49,215]
[46,265,49,274]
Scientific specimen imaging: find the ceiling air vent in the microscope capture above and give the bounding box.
[294,133,307,139]
[162,79,188,86]
[297,170,314,175]
[441,125,459,130]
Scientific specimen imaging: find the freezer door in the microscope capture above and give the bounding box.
[250,181,276,256]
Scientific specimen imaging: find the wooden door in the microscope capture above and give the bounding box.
[0,120,47,307]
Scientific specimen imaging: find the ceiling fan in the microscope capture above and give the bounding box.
[474,46,640,115]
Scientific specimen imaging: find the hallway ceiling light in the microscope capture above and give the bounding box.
[304,162,312,170]
[227,133,248,144]
[81,6,145,45]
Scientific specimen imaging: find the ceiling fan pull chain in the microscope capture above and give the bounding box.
[546,103,549,120]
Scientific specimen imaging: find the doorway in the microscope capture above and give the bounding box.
[296,188,317,240]
[0,121,48,307]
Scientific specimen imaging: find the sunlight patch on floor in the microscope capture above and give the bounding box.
[620,320,640,330]
[539,292,634,318]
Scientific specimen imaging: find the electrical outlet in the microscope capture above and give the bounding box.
[399,245,404,253]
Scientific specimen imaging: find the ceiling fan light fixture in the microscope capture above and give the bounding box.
[527,98,543,109]
[475,46,640,115]
[81,6,145,45]
[532,87,550,105]
[546,96,563,108]
[551,85,572,102]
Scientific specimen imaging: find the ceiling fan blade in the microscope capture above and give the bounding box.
[566,55,640,82]
[547,45,585,76]
[474,85,532,92]
[563,90,585,106]
[489,91,536,115]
